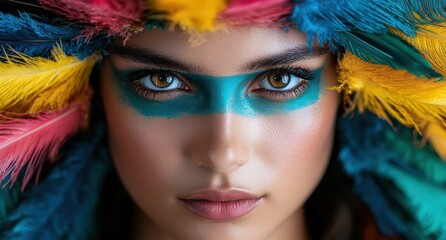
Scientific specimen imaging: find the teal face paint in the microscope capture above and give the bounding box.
[110,64,323,118]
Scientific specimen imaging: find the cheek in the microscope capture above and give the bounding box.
[256,85,338,211]
[100,62,186,207]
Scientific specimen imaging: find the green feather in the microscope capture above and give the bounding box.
[384,129,446,184]
[337,30,442,79]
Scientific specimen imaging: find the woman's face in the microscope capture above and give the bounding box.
[100,26,339,240]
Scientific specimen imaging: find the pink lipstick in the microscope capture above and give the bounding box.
[179,189,263,220]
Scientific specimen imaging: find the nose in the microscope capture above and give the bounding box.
[186,113,252,173]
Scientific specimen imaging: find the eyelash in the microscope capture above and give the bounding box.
[249,66,313,101]
[126,66,314,101]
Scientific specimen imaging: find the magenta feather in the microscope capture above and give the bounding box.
[0,101,89,190]
[219,0,293,26]
[38,0,144,41]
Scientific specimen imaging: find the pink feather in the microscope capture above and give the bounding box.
[220,0,293,26]
[0,102,89,190]
[39,0,144,41]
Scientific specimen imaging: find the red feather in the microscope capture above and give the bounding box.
[0,102,89,190]
[220,0,293,26]
[39,0,144,41]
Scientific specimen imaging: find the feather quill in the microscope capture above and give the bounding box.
[39,0,144,41]
[0,46,99,114]
[335,53,446,136]
[0,119,110,240]
[0,12,108,59]
[0,100,89,190]
[219,0,293,27]
[336,30,441,78]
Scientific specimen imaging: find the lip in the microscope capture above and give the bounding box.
[179,189,263,220]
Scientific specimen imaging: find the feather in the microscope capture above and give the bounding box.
[0,119,110,240]
[337,113,409,236]
[0,100,89,190]
[0,12,109,59]
[383,123,446,184]
[392,0,446,23]
[39,0,144,41]
[0,46,99,114]
[421,121,446,162]
[290,0,446,47]
[376,161,446,238]
[336,30,441,78]
[338,112,446,238]
[335,53,446,135]
[290,0,418,46]
[219,0,293,27]
[0,182,22,220]
[392,23,446,76]
[147,0,227,32]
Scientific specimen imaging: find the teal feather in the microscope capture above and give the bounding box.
[338,112,409,236]
[335,30,442,79]
[0,182,22,221]
[0,116,111,240]
[338,112,446,239]
[376,161,446,239]
[384,129,446,184]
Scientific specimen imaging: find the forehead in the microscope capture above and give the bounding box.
[117,27,324,75]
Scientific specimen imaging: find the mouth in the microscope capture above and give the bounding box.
[179,189,264,220]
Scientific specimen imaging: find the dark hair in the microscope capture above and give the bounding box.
[304,129,358,240]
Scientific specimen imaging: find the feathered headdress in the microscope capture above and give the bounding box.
[0,0,445,239]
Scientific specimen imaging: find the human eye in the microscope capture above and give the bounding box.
[128,69,192,100]
[249,67,314,101]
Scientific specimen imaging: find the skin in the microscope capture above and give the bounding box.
[100,26,339,240]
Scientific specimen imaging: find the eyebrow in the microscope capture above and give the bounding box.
[110,45,202,72]
[242,46,328,71]
[110,45,328,73]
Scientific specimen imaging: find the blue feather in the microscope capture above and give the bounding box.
[290,0,446,47]
[338,113,409,236]
[0,12,110,59]
[392,0,446,23]
[0,119,111,240]
[291,0,417,46]
[338,112,446,239]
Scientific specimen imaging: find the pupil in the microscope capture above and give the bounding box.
[268,71,290,89]
[159,75,167,82]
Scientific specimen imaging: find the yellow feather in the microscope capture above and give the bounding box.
[148,0,226,32]
[0,47,100,114]
[421,121,446,161]
[392,23,446,76]
[335,53,446,133]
